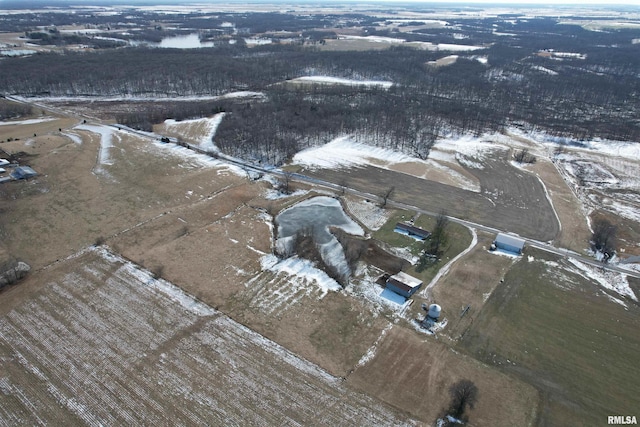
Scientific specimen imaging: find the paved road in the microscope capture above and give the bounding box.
[7,95,640,279]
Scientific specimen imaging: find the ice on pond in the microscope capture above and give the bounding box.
[275,196,364,279]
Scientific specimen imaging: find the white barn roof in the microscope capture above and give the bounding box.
[389,271,422,289]
[495,233,525,250]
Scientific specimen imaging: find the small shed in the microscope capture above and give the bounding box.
[494,233,525,255]
[385,271,423,298]
[394,222,431,241]
[11,166,37,180]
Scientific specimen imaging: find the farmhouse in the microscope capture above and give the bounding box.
[385,271,423,298]
[394,222,431,241]
[493,233,525,255]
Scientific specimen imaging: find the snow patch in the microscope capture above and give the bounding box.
[567,258,636,302]
[293,136,417,170]
[75,123,117,174]
[260,254,341,295]
[163,112,225,152]
[290,76,393,89]
[0,117,57,126]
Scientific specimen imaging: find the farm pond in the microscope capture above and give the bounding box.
[275,196,364,279]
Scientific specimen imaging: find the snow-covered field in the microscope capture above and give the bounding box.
[240,254,341,316]
[336,35,485,52]
[162,113,225,152]
[289,76,394,89]
[294,136,418,170]
[0,247,416,426]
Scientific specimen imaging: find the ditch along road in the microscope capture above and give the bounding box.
[6,96,639,279]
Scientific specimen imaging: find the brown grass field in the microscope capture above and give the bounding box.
[2,101,638,426]
[459,248,640,426]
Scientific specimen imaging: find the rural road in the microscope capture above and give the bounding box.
[7,95,640,280]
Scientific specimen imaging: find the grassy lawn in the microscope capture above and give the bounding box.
[373,211,473,286]
[459,250,640,426]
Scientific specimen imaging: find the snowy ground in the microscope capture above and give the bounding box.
[0,247,416,426]
[343,197,392,231]
[335,35,485,52]
[13,91,265,103]
[0,117,57,126]
[289,76,394,89]
[76,123,118,175]
[162,113,225,152]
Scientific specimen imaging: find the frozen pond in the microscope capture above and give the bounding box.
[159,34,215,49]
[276,196,364,280]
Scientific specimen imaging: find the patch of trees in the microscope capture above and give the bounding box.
[590,217,617,261]
[214,85,453,166]
[417,212,449,272]
[513,148,536,164]
[332,228,409,274]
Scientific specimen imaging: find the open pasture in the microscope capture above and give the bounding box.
[460,249,640,426]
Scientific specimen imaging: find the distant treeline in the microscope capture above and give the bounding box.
[1,17,639,164]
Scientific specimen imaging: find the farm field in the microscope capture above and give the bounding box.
[348,326,539,427]
[0,247,417,425]
[459,248,640,426]
[1,85,639,426]
[303,157,560,242]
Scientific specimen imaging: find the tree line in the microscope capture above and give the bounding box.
[1,17,638,160]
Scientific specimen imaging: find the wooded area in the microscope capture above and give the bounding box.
[1,13,638,165]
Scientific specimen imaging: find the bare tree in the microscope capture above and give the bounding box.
[514,148,536,164]
[379,186,395,209]
[553,143,566,159]
[444,379,478,423]
[591,218,617,261]
[278,171,294,195]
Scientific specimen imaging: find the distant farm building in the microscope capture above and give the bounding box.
[10,166,37,181]
[394,222,431,241]
[385,271,423,298]
[492,233,525,255]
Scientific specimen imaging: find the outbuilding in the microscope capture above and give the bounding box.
[394,222,431,241]
[385,271,423,298]
[10,166,37,180]
[493,233,525,255]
